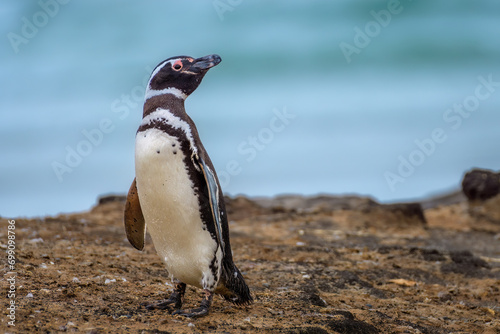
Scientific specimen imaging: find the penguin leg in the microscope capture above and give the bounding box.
[172,289,213,318]
[146,282,186,311]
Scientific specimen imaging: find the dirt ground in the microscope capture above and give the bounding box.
[1,192,500,333]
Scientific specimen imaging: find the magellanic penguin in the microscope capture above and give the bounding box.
[124,54,252,318]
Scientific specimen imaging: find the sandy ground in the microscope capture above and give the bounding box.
[1,193,500,333]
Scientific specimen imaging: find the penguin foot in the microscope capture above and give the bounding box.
[172,289,213,318]
[146,282,186,310]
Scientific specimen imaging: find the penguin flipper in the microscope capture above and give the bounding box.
[124,178,146,251]
[197,157,225,254]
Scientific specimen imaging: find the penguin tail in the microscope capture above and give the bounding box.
[217,260,253,306]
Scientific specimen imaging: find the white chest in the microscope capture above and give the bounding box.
[134,128,220,288]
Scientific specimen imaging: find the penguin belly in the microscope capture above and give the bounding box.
[135,127,220,289]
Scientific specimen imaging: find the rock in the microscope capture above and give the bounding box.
[224,195,270,220]
[251,194,426,227]
[460,169,500,229]
[466,194,500,228]
[419,189,466,209]
[252,194,378,213]
[353,202,427,228]
[97,194,126,205]
[462,168,500,201]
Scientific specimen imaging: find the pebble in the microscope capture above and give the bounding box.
[27,292,33,298]
[438,291,452,302]
[104,278,116,284]
[72,277,81,283]
[267,308,283,315]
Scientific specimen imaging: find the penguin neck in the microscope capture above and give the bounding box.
[143,93,186,118]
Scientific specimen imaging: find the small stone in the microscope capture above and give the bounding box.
[104,278,116,284]
[388,278,417,287]
[26,292,33,298]
[267,308,283,316]
[438,291,452,302]
[482,307,495,316]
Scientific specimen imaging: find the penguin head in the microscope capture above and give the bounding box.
[146,54,222,99]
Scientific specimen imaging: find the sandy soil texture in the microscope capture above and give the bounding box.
[1,193,500,333]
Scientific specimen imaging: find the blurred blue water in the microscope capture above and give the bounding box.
[1,0,499,217]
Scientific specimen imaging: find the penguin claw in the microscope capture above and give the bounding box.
[145,298,179,311]
[146,282,186,311]
[171,289,213,318]
[172,306,209,318]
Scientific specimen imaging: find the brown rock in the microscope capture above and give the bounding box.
[462,168,500,201]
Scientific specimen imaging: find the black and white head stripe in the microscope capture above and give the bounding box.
[145,86,187,101]
[145,57,190,101]
[144,55,221,103]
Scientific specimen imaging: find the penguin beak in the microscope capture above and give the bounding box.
[191,54,222,71]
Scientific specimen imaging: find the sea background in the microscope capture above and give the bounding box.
[1,0,499,217]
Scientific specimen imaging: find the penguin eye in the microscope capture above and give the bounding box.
[172,61,183,71]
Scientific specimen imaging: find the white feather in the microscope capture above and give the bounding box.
[140,108,197,155]
[135,128,221,289]
[145,87,187,101]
